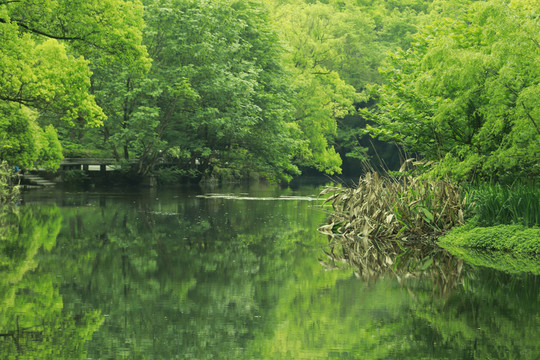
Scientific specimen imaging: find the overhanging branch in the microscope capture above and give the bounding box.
[0,17,86,41]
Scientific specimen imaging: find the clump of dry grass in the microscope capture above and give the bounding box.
[318,171,465,242]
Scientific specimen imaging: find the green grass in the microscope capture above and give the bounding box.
[466,182,540,227]
[437,182,540,256]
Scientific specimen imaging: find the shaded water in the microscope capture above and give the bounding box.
[1,183,540,359]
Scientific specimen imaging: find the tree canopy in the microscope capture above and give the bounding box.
[1,0,537,181]
[0,0,148,169]
[365,0,540,180]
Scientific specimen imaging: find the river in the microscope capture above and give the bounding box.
[1,182,539,359]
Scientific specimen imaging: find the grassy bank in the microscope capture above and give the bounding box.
[320,174,540,256]
[439,224,540,254]
[439,182,540,254]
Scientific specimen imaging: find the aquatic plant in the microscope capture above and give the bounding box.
[318,172,465,241]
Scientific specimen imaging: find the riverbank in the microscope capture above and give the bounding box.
[320,174,540,256]
[438,182,540,254]
[438,224,540,254]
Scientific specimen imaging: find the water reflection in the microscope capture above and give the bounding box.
[1,187,540,359]
[0,205,103,360]
[316,234,540,359]
[320,235,464,296]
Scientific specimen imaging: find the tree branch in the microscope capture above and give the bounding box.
[0,94,33,106]
[0,17,86,41]
[521,101,540,136]
[530,37,540,50]
[16,21,86,41]
[486,68,540,136]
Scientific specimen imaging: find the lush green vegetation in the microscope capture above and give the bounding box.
[438,182,540,253]
[0,161,19,204]
[321,172,539,255]
[1,0,536,183]
[439,224,540,253]
[364,0,540,181]
[1,0,537,257]
[466,182,540,227]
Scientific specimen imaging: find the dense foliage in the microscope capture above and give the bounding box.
[0,161,19,204]
[366,0,540,180]
[0,0,147,170]
[1,0,538,182]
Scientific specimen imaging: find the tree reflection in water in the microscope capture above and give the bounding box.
[0,205,103,360]
[1,189,540,359]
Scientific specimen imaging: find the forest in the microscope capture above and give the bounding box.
[1,0,537,183]
[0,2,539,356]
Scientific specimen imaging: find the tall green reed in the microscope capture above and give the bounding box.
[466,182,540,227]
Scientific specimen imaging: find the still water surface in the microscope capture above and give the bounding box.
[1,183,540,359]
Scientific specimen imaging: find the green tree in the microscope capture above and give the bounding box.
[88,0,301,181]
[366,0,540,180]
[268,0,443,174]
[0,0,147,169]
[270,1,365,174]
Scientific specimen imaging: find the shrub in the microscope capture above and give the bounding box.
[0,161,20,204]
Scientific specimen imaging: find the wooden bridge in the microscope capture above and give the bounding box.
[59,158,137,172]
[21,158,146,188]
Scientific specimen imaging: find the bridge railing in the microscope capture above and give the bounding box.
[60,158,138,172]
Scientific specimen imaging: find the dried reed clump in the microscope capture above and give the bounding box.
[318,172,465,241]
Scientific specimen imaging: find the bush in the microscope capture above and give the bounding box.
[0,161,20,204]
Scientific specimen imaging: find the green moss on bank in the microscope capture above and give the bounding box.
[438,224,540,254]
